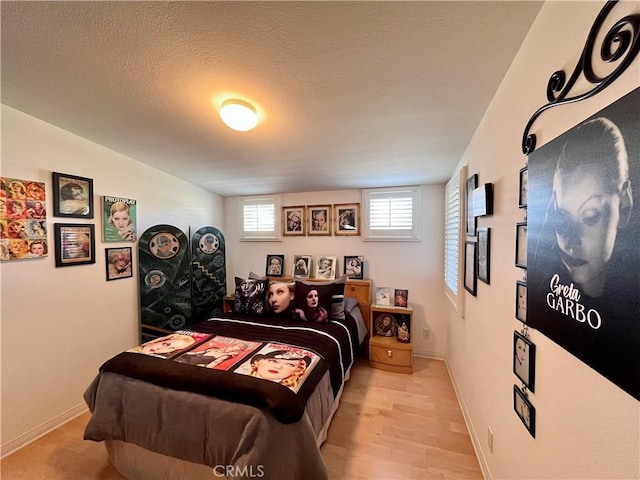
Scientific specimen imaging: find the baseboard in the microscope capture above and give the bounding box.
[1,403,88,458]
[444,359,491,480]
[412,349,445,360]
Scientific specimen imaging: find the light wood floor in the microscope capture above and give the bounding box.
[1,357,482,480]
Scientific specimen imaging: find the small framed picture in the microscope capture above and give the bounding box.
[374,312,397,337]
[283,206,305,236]
[519,166,528,209]
[515,222,527,269]
[516,280,527,323]
[54,223,96,267]
[477,227,490,284]
[344,255,364,279]
[307,205,331,236]
[315,255,337,279]
[465,174,478,236]
[472,183,493,217]
[464,240,477,296]
[52,172,94,218]
[265,254,285,277]
[292,255,312,278]
[102,196,137,242]
[106,247,133,281]
[513,385,536,438]
[376,287,391,306]
[394,289,408,307]
[334,203,360,236]
[513,331,536,391]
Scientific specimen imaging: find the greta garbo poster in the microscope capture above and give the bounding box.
[528,87,640,400]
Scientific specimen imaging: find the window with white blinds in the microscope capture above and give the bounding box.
[241,196,281,241]
[444,175,460,294]
[363,187,420,241]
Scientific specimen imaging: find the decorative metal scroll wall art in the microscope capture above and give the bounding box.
[521,0,640,405]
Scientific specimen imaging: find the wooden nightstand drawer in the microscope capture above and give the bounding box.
[369,336,412,373]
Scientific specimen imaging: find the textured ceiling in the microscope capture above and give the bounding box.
[1,1,543,197]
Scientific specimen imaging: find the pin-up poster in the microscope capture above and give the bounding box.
[102,196,137,242]
[527,87,640,400]
[0,177,48,260]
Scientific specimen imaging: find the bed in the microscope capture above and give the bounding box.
[83,278,371,480]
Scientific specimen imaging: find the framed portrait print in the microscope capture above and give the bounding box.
[282,206,305,236]
[106,247,133,281]
[265,254,285,277]
[464,240,477,296]
[465,174,478,236]
[519,166,528,208]
[315,255,336,280]
[52,172,94,218]
[344,255,364,279]
[515,222,528,269]
[334,203,360,236]
[292,255,312,278]
[513,385,536,438]
[307,205,331,236]
[477,227,490,284]
[376,287,392,306]
[513,331,536,392]
[54,223,95,267]
[102,196,137,242]
[516,280,527,323]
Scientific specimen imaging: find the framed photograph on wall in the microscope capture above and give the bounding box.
[106,247,133,281]
[102,196,137,242]
[513,331,536,391]
[464,240,477,296]
[513,385,536,438]
[315,255,337,280]
[334,203,360,236]
[516,280,527,323]
[519,166,528,208]
[54,223,95,267]
[307,205,331,236]
[265,254,285,277]
[344,255,364,279]
[52,172,94,218]
[282,206,305,236]
[477,227,490,284]
[291,255,312,278]
[465,174,478,236]
[515,222,528,269]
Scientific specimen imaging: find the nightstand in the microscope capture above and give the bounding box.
[369,304,413,373]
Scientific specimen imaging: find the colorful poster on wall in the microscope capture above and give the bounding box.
[0,177,48,260]
[527,87,640,400]
[102,196,137,242]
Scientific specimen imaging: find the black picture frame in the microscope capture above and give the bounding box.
[52,172,94,218]
[472,183,494,217]
[513,385,536,438]
[265,254,285,277]
[464,240,477,296]
[105,247,133,281]
[519,166,528,208]
[54,223,96,267]
[477,227,490,284]
[516,280,527,323]
[515,221,528,269]
[513,331,536,392]
[465,174,478,236]
[343,255,364,279]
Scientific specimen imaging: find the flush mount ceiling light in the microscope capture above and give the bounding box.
[219,99,258,132]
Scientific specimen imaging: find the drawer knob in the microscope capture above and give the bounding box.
[387,350,393,357]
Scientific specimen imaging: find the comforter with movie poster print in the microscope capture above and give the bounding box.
[96,312,360,424]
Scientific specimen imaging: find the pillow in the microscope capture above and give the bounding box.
[293,276,347,322]
[233,277,269,315]
[343,296,360,314]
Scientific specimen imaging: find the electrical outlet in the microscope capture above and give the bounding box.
[487,426,494,453]
[422,328,430,340]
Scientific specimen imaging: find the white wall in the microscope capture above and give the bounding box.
[447,1,640,479]
[224,186,448,359]
[0,106,224,455]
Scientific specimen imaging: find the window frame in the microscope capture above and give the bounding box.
[444,166,466,315]
[362,186,421,242]
[240,196,281,242]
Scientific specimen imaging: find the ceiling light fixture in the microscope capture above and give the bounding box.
[219,99,258,132]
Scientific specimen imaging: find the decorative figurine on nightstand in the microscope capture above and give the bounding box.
[397,321,410,343]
